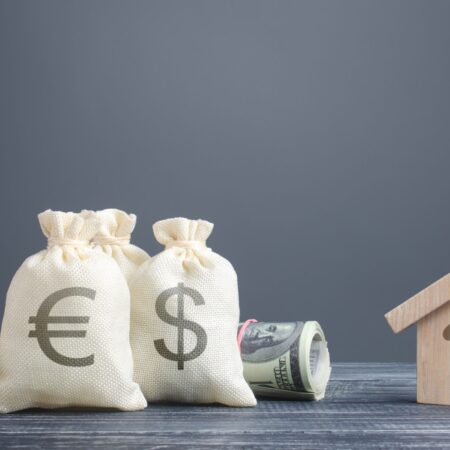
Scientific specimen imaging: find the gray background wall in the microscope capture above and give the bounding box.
[1,0,450,361]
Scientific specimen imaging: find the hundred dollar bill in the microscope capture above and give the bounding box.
[239,321,331,400]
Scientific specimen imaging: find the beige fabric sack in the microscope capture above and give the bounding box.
[0,210,146,413]
[85,209,150,283]
[130,217,256,407]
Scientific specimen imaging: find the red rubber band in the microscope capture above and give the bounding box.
[237,319,258,352]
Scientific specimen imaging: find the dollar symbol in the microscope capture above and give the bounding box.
[154,283,207,370]
[28,287,95,367]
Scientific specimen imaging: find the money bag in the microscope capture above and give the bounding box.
[130,217,256,407]
[0,210,146,413]
[86,209,150,283]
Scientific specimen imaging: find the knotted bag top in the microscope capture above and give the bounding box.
[86,209,150,280]
[38,210,99,247]
[153,217,213,251]
[88,209,136,246]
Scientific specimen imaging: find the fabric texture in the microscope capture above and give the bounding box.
[0,210,146,413]
[130,217,256,407]
[85,209,150,283]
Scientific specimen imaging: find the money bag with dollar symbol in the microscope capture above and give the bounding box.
[130,217,256,406]
[0,210,146,413]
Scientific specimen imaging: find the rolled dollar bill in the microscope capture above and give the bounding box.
[238,321,331,400]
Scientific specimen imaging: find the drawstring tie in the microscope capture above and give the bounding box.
[93,235,131,246]
[166,240,207,251]
[47,238,90,248]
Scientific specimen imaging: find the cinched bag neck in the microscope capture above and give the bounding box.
[83,209,137,246]
[165,240,207,251]
[93,235,131,246]
[38,210,100,246]
[47,237,91,248]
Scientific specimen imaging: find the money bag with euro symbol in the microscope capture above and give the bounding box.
[130,217,256,407]
[0,210,146,413]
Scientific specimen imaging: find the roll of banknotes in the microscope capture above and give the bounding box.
[238,321,331,400]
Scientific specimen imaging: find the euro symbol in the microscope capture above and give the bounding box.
[28,287,95,367]
[154,283,207,370]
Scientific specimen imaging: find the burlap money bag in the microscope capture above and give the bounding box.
[0,210,146,413]
[130,217,256,407]
[86,209,150,283]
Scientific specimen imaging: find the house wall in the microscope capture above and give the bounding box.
[417,302,450,405]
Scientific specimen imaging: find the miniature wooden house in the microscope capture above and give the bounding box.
[385,273,450,405]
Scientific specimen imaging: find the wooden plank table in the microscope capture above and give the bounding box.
[1,363,450,449]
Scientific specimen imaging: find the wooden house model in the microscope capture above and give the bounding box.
[385,273,450,405]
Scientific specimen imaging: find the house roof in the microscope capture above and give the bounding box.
[385,273,450,333]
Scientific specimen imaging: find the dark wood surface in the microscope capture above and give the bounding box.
[2,363,450,449]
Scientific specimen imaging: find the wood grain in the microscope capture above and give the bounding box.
[2,363,450,449]
[385,273,450,333]
[417,302,450,405]
[384,272,450,405]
